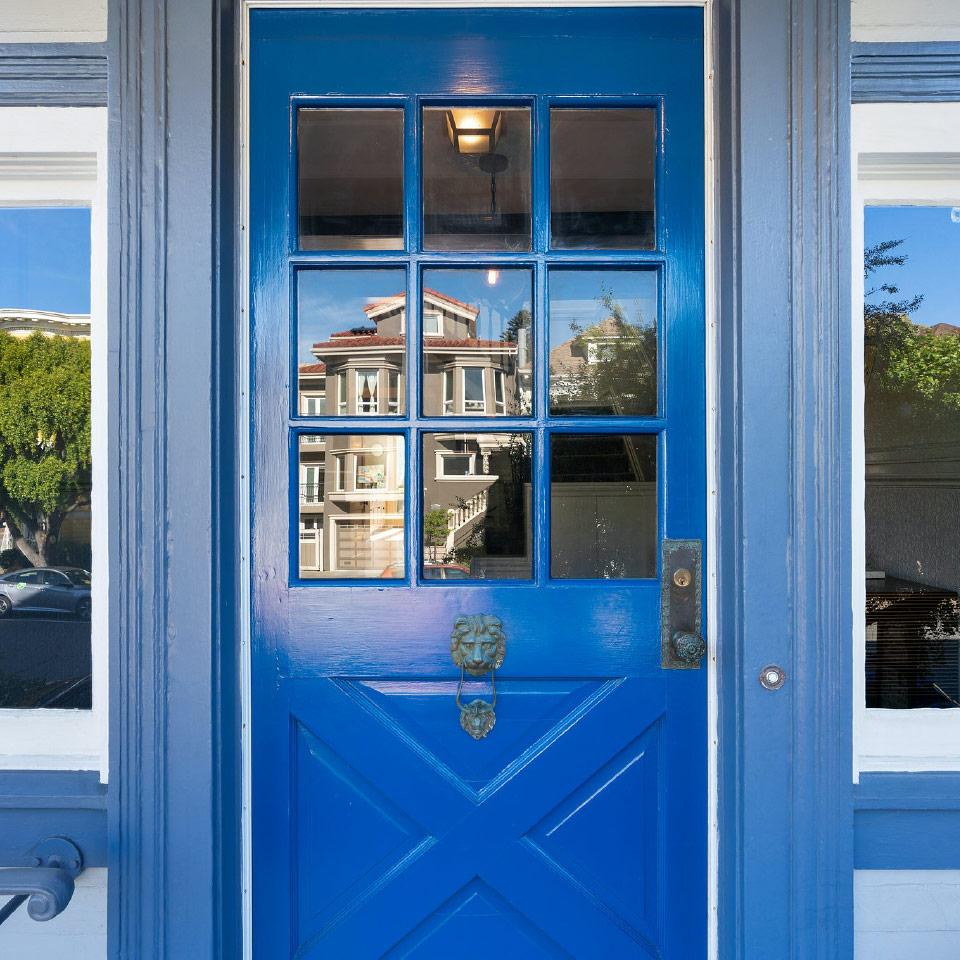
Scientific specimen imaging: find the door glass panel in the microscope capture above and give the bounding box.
[551,434,657,579]
[550,108,656,250]
[298,108,404,250]
[423,106,531,251]
[863,205,960,708]
[421,268,533,417]
[549,269,658,416]
[297,269,406,416]
[422,432,532,579]
[298,434,405,579]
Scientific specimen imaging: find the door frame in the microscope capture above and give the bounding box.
[237,2,717,956]
[105,0,854,957]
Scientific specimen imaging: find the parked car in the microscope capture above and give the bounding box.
[379,561,471,580]
[0,567,92,619]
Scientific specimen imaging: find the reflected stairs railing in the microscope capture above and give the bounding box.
[446,489,488,550]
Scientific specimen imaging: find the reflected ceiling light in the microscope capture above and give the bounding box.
[486,269,500,286]
[445,108,503,155]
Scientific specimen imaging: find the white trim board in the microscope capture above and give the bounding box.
[0,108,110,779]
[238,5,717,960]
[852,102,960,777]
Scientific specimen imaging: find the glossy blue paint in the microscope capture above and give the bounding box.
[852,42,960,102]
[855,774,960,869]
[251,9,705,958]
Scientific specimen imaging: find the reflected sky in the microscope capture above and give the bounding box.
[548,270,657,350]
[0,208,91,314]
[865,206,960,329]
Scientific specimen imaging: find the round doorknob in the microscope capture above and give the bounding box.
[672,631,705,664]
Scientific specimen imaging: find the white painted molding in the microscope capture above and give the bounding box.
[0,0,107,44]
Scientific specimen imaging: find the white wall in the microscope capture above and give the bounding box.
[0,0,106,43]
[852,0,960,42]
[856,870,960,959]
[0,869,106,959]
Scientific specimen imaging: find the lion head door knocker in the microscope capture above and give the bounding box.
[450,614,506,740]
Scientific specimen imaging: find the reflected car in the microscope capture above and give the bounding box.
[379,561,471,580]
[0,567,92,619]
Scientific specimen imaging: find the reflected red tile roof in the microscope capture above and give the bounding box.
[312,335,405,349]
[363,287,480,317]
[312,335,517,352]
[931,322,960,337]
[298,362,326,373]
[330,328,375,338]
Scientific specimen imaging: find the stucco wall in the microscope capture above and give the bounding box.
[0,869,106,959]
[0,0,106,43]
[856,870,960,958]
[852,0,960,41]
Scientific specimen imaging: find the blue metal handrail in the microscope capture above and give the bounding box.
[0,838,83,927]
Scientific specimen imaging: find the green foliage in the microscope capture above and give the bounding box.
[0,332,91,565]
[501,307,531,344]
[423,508,450,548]
[863,239,960,447]
[554,288,656,415]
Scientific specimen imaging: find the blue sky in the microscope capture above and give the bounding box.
[0,207,91,314]
[297,268,532,363]
[549,270,658,350]
[864,205,960,328]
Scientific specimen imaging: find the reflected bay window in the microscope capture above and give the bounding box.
[356,368,379,414]
[463,366,485,413]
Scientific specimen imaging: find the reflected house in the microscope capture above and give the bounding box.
[297,288,532,578]
[0,309,92,560]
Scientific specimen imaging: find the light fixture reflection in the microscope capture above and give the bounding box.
[486,269,500,286]
[445,108,503,155]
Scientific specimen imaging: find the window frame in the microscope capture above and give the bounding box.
[423,310,443,336]
[355,367,380,415]
[853,101,960,774]
[461,365,486,414]
[0,107,109,776]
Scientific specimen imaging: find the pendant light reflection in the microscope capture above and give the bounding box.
[445,108,503,155]
[486,269,500,286]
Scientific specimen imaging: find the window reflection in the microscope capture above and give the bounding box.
[422,433,532,580]
[297,269,406,417]
[298,109,404,250]
[863,206,960,708]
[549,270,658,416]
[423,107,531,251]
[421,269,533,417]
[299,434,405,579]
[0,207,93,709]
[551,434,657,579]
[550,108,656,250]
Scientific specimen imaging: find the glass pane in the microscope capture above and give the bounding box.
[297,269,406,416]
[298,108,404,251]
[0,207,93,709]
[299,434,405,579]
[549,270,658,416]
[423,107,531,251]
[422,433,532,579]
[422,269,533,417]
[864,205,960,708]
[550,108,655,250]
[551,434,656,579]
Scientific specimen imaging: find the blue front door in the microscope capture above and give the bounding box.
[249,9,705,958]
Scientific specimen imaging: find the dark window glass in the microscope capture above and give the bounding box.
[298,109,404,250]
[550,108,655,250]
[863,205,960,708]
[423,107,531,251]
[549,270,658,416]
[0,206,93,710]
[423,433,532,579]
[298,434,405,580]
[421,268,533,417]
[551,434,657,579]
[297,269,406,416]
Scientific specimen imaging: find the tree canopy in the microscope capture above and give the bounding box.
[0,332,91,566]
